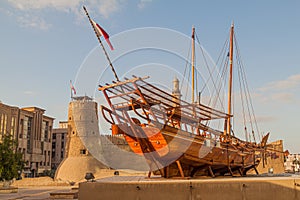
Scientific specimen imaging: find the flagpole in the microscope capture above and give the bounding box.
[70,80,73,100]
[83,6,120,82]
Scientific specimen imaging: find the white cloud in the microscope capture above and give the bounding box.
[23,91,35,95]
[91,0,121,19]
[254,74,300,104]
[0,7,13,16]
[259,74,300,92]
[253,91,295,103]
[6,0,124,18]
[7,0,83,12]
[138,0,152,10]
[255,115,277,124]
[270,92,294,103]
[4,0,129,30]
[17,14,52,30]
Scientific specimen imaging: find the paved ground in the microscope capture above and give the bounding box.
[0,186,74,200]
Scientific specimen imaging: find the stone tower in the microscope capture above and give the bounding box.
[172,77,181,105]
[54,96,107,182]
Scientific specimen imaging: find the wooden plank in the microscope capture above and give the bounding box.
[208,166,215,178]
[176,160,185,178]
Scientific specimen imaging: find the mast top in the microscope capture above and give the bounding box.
[192,26,195,38]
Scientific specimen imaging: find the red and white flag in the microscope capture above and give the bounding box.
[91,20,114,50]
[70,80,76,95]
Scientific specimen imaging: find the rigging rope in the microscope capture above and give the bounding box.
[179,27,261,143]
[236,37,248,141]
[234,34,260,143]
[181,38,192,101]
[207,35,230,129]
[195,33,226,112]
[210,37,229,111]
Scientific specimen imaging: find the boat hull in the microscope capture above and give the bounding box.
[122,124,260,177]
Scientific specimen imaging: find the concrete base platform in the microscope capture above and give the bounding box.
[50,191,78,199]
[0,187,18,194]
[79,175,300,200]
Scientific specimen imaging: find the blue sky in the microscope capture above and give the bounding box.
[1,0,300,152]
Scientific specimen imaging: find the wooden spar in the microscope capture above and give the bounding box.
[99,76,230,120]
[226,23,234,135]
[82,6,120,82]
[191,26,195,103]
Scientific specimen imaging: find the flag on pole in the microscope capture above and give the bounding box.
[91,20,114,50]
[70,80,76,95]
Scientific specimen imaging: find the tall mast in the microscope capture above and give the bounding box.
[83,6,120,82]
[192,26,195,103]
[226,23,234,135]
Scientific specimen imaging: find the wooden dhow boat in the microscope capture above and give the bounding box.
[97,24,270,178]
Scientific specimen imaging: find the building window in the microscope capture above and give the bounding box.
[26,117,32,153]
[41,121,45,141]
[4,114,7,133]
[19,119,24,138]
[80,149,86,155]
[41,121,50,142]
[10,117,15,136]
[2,114,7,134]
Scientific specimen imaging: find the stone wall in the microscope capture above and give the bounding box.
[255,140,285,174]
[79,177,300,200]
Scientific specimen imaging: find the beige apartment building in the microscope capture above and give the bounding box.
[0,102,54,177]
[51,121,68,170]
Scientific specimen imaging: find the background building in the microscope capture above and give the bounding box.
[51,121,68,170]
[285,153,300,173]
[0,102,54,177]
